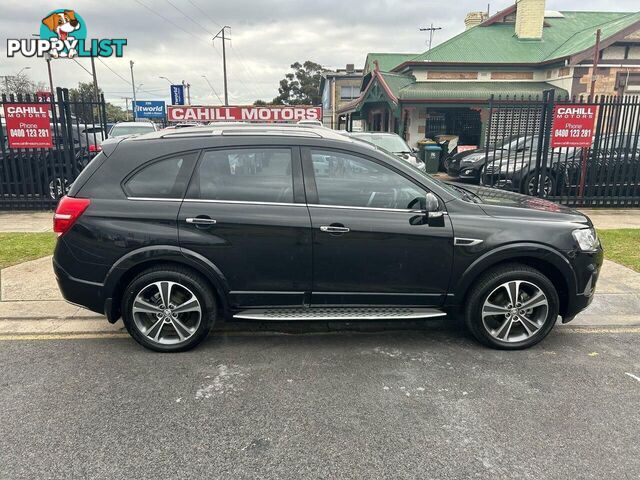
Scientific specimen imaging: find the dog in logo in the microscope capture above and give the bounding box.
[41,10,81,58]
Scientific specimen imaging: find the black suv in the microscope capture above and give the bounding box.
[53,124,603,352]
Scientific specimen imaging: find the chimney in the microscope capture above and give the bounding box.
[464,12,488,30]
[515,0,546,40]
[346,63,355,73]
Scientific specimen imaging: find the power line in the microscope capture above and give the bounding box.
[164,0,216,37]
[186,0,223,29]
[71,58,93,77]
[132,0,210,47]
[96,58,163,98]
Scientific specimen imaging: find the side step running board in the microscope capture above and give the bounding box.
[233,307,446,321]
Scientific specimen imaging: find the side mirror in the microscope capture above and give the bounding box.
[425,192,440,212]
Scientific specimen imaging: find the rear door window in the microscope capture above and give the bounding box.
[187,148,294,203]
[123,152,198,198]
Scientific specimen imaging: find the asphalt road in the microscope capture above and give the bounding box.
[1,323,639,479]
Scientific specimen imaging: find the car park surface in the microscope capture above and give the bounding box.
[1,326,639,479]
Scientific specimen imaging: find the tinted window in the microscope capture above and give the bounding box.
[124,153,195,198]
[189,148,293,203]
[311,150,426,209]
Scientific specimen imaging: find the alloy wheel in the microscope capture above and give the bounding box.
[527,174,553,197]
[49,177,70,200]
[132,281,202,345]
[481,280,549,343]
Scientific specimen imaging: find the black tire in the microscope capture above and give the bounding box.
[464,263,559,350]
[523,171,555,197]
[121,265,216,352]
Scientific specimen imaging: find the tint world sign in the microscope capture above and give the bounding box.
[2,103,53,149]
[550,105,598,148]
[167,105,322,123]
[135,100,166,119]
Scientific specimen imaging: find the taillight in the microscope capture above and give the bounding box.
[53,196,91,235]
[89,144,102,153]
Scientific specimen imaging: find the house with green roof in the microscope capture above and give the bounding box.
[338,0,640,148]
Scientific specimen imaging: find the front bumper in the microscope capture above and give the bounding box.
[562,247,604,322]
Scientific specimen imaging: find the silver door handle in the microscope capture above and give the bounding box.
[186,217,217,225]
[320,225,350,233]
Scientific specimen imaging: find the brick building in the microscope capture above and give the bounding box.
[319,64,363,129]
[338,0,640,148]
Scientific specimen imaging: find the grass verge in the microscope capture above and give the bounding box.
[598,229,640,273]
[0,232,57,269]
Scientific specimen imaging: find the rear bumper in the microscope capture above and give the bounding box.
[53,258,105,316]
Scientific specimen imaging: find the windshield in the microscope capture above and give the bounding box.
[110,124,155,137]
[353,134,412,153]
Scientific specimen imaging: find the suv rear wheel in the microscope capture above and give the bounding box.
[464,263,559,349]
[122,266,216,352]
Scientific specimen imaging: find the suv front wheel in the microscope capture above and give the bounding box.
[464,263,559,349]
[122,266,216,352]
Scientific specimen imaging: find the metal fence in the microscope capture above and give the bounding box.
[482,91,640,208]
[0,88,107,210]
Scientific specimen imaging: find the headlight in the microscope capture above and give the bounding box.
[572,228,600,251]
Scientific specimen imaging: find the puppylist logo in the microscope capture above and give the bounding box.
[6,9,127,59]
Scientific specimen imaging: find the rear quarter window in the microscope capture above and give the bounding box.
[123,152,198,199]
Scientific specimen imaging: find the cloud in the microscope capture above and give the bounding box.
[1,0,637,107]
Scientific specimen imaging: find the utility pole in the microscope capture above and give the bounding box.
[419,24,443,51]
[183,80,191,104]
[130,60,137,120]
[122,97,132,120]
[90,55,99,101]
[579,28,602,199]
[213,26,230,106]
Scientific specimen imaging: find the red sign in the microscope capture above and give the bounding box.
[35,90,53,102]
[550,104,598,148]
[3,103,53,149]
[167,105,322,123]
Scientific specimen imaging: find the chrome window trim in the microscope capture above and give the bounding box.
[127,197,183,202]
[125,197,450,215]
[309,203,448,214]
[183,199,305,207]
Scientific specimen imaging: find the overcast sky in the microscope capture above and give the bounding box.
[1,0,637,108]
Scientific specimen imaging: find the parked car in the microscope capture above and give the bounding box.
[481,133,640,197]
[53,123,602,352]
[108,121,157,138]
[446,135,538,183]
[350,132,425,171]
[1,123,106,200]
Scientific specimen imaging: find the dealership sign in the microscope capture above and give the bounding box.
[135,100,166,119]
[167,105,322,122]
[550,105,598,148]
[2,103,53,149]
[170,85,185,105]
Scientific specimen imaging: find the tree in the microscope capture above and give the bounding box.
[69,81,126,123]
[253,99,268,106]
[272,61,325,105]
[105,103,128,122]
[69,81,99,102]
[0,71,47,97]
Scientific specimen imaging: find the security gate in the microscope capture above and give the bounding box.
[483,91,640,207]
[0,88,108,210]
